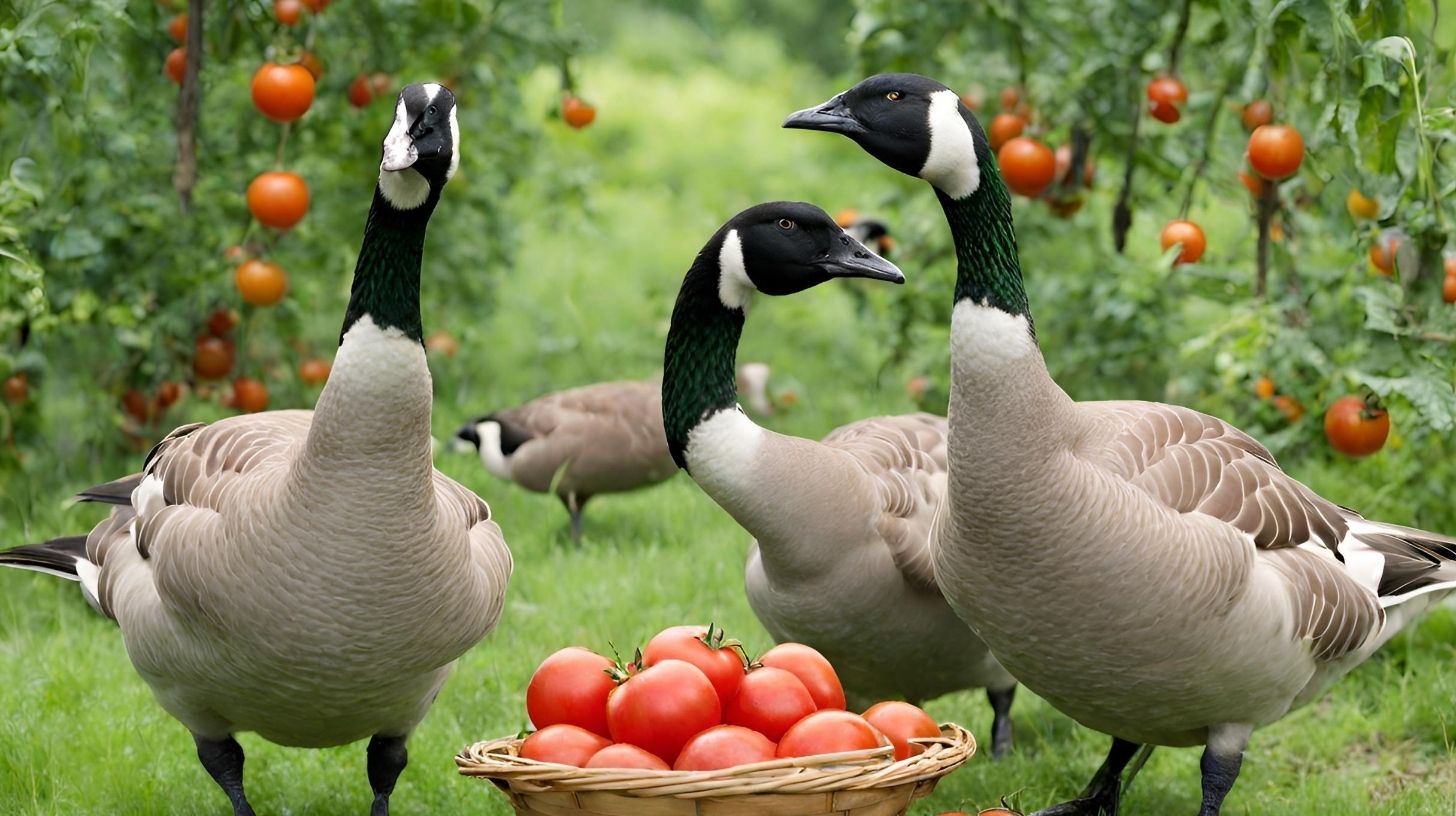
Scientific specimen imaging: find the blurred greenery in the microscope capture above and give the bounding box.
[0,0,1453,813]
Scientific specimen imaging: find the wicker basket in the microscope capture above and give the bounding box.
[456,722,974,816]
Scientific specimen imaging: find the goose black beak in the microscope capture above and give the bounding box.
[819,236,904,284]
[453,422,481,451]
[783,95,867,136]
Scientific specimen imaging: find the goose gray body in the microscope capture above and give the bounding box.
[662,203,1016,752]
[787,72,1456,813]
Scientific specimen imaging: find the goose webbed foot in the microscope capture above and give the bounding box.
[367,734,409,816]
[194,734,255,816]
[986,685,1016,759]
[1030,737,1141,816]
[561,494,587,543]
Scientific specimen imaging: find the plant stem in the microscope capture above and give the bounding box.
[1112,93,1142,253]
[1179,72,1238,218]
[1167,0,1194,73]
[1254,178,1279,298]
[173,0,204,215]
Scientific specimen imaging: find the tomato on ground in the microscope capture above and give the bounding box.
[776,710,887,759]
[584,743,671,771]
[642,624,746,703]
[673,725,777,771]
[758,643,845,710]
[723,665,817,742]
[606,659,720,765]
[526,646,617,738]
[862,701,939,761]
[518,724,611,767]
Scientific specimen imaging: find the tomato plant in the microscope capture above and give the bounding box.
[526,647,617,738]
[775,710,885,758]
[519,724,612,767]
[605,659,720,764]
[758,643,845,710]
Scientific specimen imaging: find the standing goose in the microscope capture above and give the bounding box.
[786,73,1456,814]
[454,379,677,541]
[0,84,512,816]
[662,201,1019,754]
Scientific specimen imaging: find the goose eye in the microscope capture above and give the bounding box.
[777,219,795,230]
[886,91,901,101]
[427,105,438,115]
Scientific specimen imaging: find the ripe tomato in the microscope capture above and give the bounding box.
[1052,145,1093,189]
[1247,124,1303,181]
[301,0,329,11]
[673,725,777,771]
[1368,234,1399,275]
[986,113,1025,152]
[518,724,611,767]
[1254,376,1275,401]
[347,74,374,108]
[862,701,939,761]
[998,86,1020,110]
[275,0,302,25]
[584,743,670,771]
[1345,189,1377,221]
[247,171,309,230]
[1239,170,1265,197]
[1241,99,1273,132]
[425,330,460,357]
[1274,395,1304,423]
[165,48,186,84]
[235,260,288,307]
[775,710,886,759]
[2,373,27,404]
[231,378,269,413]
[562,96,597,129]
[526,647,617,738]
[122,389,155,424]
[642,624,746,703]
[1444,272,1456,305]
[606,659,720,765]
[156,380,182,409]
[296,51,323,80]
[193,336,234,380]
[1146,76,1187,124]
[758,643,845,710]
[251,62,315,123]
[1324,395,1390,457]
[207,307,239,337]
[723,666,816,741]
[298,358,331,385]
[1159,220,1206,265]
[166,14,188,42]
[997,137,1056,198]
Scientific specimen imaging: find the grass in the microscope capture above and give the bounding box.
[2,7,1455,815]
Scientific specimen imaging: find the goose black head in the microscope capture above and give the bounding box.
[784,73,986,200]
[378,82,459,210]
[712,201,903,311]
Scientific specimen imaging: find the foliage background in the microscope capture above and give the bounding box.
[0,0,1453,813]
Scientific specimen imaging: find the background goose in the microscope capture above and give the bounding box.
[0,84,512,816]
[661,201,1019,756]
[786,73,1456,815]
[454,379,676,541]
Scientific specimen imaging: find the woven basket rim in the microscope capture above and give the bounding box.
[455,721,975,799]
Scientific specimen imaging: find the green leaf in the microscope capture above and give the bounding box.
[1351,371,1456,432]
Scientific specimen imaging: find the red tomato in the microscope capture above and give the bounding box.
[987,113,1025,152]
[862,701,940,761]
[673,725,777,771]
[722,666,816,742]
[642,624,746,703]
[776,710,887,758]
[165,47,186,84]
[997,137,1056,198]
[251,62,315,123]
[562,95,596,129]
[166,14,187,42]
[1159,220,1206,265]
[1444,272,1456,304]
[606,659,720,765]
[1241,99,1273,131]
[518,724,611,767]
[1145,76,1187,124]
[526,647,617,738]
[1324,395,1390,458]
[758,643,845,710]
[584,743,670,771]
[1247,124,1304,181]
[348,74,374,109]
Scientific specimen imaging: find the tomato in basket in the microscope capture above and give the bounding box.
[526,647,618,738]
[758,643,846,710]
[776,710,887,758]
[606,658,721,765]
[722,665,817,742]
[584,743,671,770]
[673,724,777,771]
[518,724,611,767]
[863,701,940,761]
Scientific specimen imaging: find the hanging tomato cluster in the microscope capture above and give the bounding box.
[517,624,942,771]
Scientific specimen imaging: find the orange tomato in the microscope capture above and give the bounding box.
[1254,376,1275,401]
[231,378,270,414]
[275,0,302,25]
[999,86,1020,110]
[997,137,1056,197]
[562,96,596,129]
[166,14,188,43]
[1324,395,1389,457]
[207,307,239,337]
[193,337,234,380]
[1346,189,1377,221]
[1247,124,1304,181]
[235,260,288,307]
[425,330,460,357]
[987,113,1025,152]
[1368,234,1399,275]
[165,48,186,84]
[296,51,323,80]
[347,74,374,108]
[1239,170,1265,197]
[862,701,939,761]
[3,373,28,404]
[298,358,332,385]
[1240,100,1273,132]
[1146,76,1188,124]
[251,62,315,123]
[1159,220,1206,265]
[1274,394,1304,423]
[246,171,309,230]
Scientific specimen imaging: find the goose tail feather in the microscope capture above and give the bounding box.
[0,535,105,614]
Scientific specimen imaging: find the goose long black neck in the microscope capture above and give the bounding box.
[938,155,1034,332]
[339,185,441,344]
[662,238,746,470]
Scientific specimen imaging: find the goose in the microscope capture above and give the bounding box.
[0,83,512,816]
[453,379,677,541]
[661,201,1019,756]
[786,73,1456,814]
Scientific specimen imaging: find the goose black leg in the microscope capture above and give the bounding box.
[561,494,586,543]
[986,685,1016,759]
[367,734,409,816]
[1031,737,1142,816]
[194,734,255,816]
[1197,746,1242,815]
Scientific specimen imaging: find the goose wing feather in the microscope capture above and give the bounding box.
[498,381,672,492]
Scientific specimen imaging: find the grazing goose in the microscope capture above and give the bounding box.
[661,201,1019,755]
[786,73,1456,814]
[0,84,512,816]
[454,379,676,541]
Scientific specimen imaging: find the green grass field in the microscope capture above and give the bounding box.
[2,8,1454,815]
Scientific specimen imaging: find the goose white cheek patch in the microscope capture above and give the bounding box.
[380,98,417,172]
[718,230,755,311]
[920,89,981,200]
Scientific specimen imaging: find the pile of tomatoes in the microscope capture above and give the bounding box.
[519,624,941,772]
